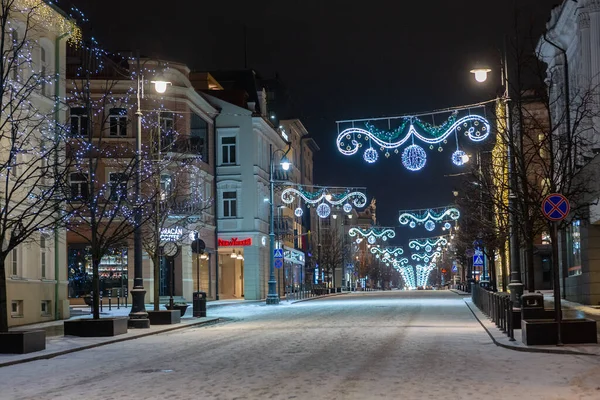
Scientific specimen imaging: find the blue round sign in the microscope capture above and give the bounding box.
[542,193,570,222]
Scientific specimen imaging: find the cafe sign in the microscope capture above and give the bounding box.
[160,226,183,241]
[218,237,252,247]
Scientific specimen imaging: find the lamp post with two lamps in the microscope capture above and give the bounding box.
[471,58,523,305]
[128,56,172,328]
[267,144,291,305]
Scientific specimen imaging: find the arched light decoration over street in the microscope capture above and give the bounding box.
[399,206,460,231]
[370,246,405,258]
[280,186,367,218]
[151,76,172,93]
[348,226,396,244]
[408,236,448,251]
[470,67,492,83]
[335,105,491,171]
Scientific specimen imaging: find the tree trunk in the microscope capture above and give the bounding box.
[92,257,100,319]
[153,252,160,311]
[0,257,8,332]
[526,240,535,292]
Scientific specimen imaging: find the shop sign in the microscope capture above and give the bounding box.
[219,237,252,247]
[160,226,183,241]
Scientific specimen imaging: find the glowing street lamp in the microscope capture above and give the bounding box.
[470,67,492,83]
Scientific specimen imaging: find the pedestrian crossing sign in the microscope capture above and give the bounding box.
[274,248,284,259]
[473,254,484,267]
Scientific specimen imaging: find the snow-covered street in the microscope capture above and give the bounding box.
[2,290,600,400]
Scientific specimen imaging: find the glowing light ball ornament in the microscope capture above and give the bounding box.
[424,220,436,231]
[368,235,376,244]
[363,147,378,163]
[316,203,331,218]
[452,150,468,166]
[444,222,451,230]
[409,221,416,228]
[294,207,303,217]
[343,203,352,213]
[402,144,427,171]
[425,245,432,253]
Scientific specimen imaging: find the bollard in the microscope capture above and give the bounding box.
[100,292,103,312]
[117,289,120,309]
[125,289,128,307]
[108,290,112,311]
[508,299,515,341]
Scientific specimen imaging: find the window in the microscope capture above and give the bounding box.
[190,113,209,161]
[11,247,18,276]
[223,191,237,217]
[11,300,23,318]
[160,174,172,201]
[41,234,47,278]
[70,173,89,201]
[568,220,582,276]
[109,172,128,201]
[70,107,88,137]
[160,112,175,150]
[221,137,236,165]
[41,300,51,316]
[109,108,128,136]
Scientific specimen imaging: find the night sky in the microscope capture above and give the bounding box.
[67,0,559,245]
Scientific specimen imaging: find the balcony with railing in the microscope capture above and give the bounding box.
[160,134,208,160]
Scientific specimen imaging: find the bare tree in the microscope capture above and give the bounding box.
[0,0,78,332]
[319,223,348,289]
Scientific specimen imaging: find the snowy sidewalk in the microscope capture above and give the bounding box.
[463,297,600,356]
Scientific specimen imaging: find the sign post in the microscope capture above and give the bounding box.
[541,193,570,346]
[274,248,284,270]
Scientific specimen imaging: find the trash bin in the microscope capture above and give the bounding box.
[521,292,550,319]
[479,280,491,290]
[193,291,207,318]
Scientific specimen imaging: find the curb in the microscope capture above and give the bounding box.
[463,299,597,356]
[290,292,350,304]
[449,289,470,296]
[0,317,222,368]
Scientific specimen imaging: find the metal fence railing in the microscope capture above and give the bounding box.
[471,284,515,341]
[457,283,471,293]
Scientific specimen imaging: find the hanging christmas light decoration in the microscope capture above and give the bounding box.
[363,147,378,163]
[336,107,491,171]
[411,251,440,263]
[368,235,376,244]
[415,264,436,288]
[399,206,460,230]
[443,222,452,230]
[343,203,352,213]
[294,207,303,217]
[316,203,331,218]
[281,186,367,210]
[348,226,396,244]
[424,220,436,231]
[402,144,427,171]
[370,246,404,258]
[408,236,448,251]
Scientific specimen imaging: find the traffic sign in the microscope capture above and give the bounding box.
[451,265,458,273]
[473,253,484,267]
[274,258,283,269]
[274,248,284,259]
[542,193,570,222]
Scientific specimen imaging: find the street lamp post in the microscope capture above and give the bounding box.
[471,47,523,306]
[267,143,291,305]
[128,56,171,328]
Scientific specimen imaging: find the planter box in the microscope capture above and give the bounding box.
[522,308,555,320]
[522,318,597,345]
[148,310,181,325]
[64,317,128,337]
[0,330,46,354]
[165,305,188,317]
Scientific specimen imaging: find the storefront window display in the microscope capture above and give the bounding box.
[68,245,128,298]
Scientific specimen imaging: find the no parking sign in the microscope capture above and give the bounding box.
[542,193,570,222]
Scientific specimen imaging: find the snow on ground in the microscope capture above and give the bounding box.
[2,291,600,400]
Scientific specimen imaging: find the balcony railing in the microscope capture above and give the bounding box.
[160,135,207,159]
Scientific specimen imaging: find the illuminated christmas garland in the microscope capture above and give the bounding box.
[348,226,395,244]
[396,265,416,289]
[411,252,441,264]
[370,246,404,258]
[281,186,367,219]
[399,207,460,230]
[336,111,490,171]
[408,237,448,251]
[415,264,436,288]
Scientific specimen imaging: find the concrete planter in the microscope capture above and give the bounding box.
[147,310,181,325]
[64,317,128,337]
[0,330,46,354]
[165,304,189,317]
[522,318,597,345]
